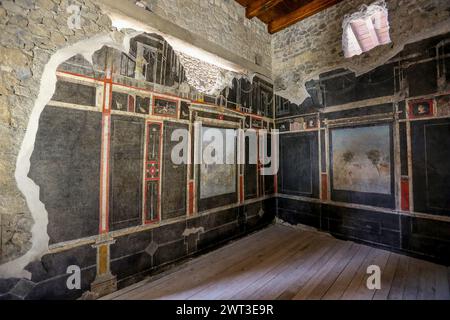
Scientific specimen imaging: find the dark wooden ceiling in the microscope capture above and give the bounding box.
[235,0,343,34]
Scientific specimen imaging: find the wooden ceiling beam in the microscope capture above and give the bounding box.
[268,0,343,34]
[246,0,284,19]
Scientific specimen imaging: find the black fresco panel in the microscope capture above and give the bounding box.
[407,60,438,97]
[29,106,101,244]
[111,91,128,111]
[399,122,408,176]
[135,96,150,115]
[52,80,96,106]
[109,115,144,230]
[320,130,326,173]
[329,123,396,209]
[180,101,190,120]
[279,132,319,198]
[412,119,450,216]
[401,215,450,264]
[355,64,395,101]
[263,133,275,195]
[324,103,393,120]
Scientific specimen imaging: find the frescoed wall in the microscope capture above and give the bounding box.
[200,127,237,200]
[2,0,449,301]
[331,125,391,195]
[0,33,276,300]
[276,33,450,264]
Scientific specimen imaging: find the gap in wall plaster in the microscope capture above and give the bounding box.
[0,31,136,279]
[274,17,450,105]
[104,9,255,95]
[107,9,248,73]
[0,24,254,279]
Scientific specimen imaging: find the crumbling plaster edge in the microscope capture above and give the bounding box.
[274,18,450,105]
[0,32,133,280]
[96,0,272,77]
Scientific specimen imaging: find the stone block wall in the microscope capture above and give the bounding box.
[272,0,450,104]
[148,0,272,71]
[0,0,277,299]
[0,0,273,266]
[275,32,450,265]
[0,0,113,264]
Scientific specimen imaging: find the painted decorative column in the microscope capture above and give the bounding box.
[91,50,117,297]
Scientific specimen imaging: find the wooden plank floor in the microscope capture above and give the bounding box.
[103,224,450,300]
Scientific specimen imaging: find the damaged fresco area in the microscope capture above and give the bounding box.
[0,17,250,271]
[272,0,450,105]
[331,125,391,195]
[0,19,250,278]
[275,28,450,265]
[0,10,276,298]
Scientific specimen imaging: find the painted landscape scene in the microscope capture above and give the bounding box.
[332,125,391,195]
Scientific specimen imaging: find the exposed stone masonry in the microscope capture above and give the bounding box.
[0,0,270,266]
[147,0,272,71]
[272,0,450,104]
[0,0,113,264]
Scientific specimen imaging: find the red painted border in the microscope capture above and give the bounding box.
[57,70,103,82]
[274,175,278,194]
[144,121,163,225]
[401,178,410,211]
[321,173,328,201]
[408,99,434,119]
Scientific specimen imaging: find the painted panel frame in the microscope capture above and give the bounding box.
[329,122,396,209]
[152,96,179,118]
[196,125,239,212]
[411,119,450,216]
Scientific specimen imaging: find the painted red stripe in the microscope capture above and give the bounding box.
[188,181,194,216]
[401,178,410,211]
[274,175,278,194]
[144,122,163,224]
[239,176,244,203]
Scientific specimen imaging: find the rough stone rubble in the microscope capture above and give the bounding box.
[272,0,450,104]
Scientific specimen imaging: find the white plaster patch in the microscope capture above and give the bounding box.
[182,227,205,237]
[0,32,130,279]
[275,217,319,233]
[273,2,450,105]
